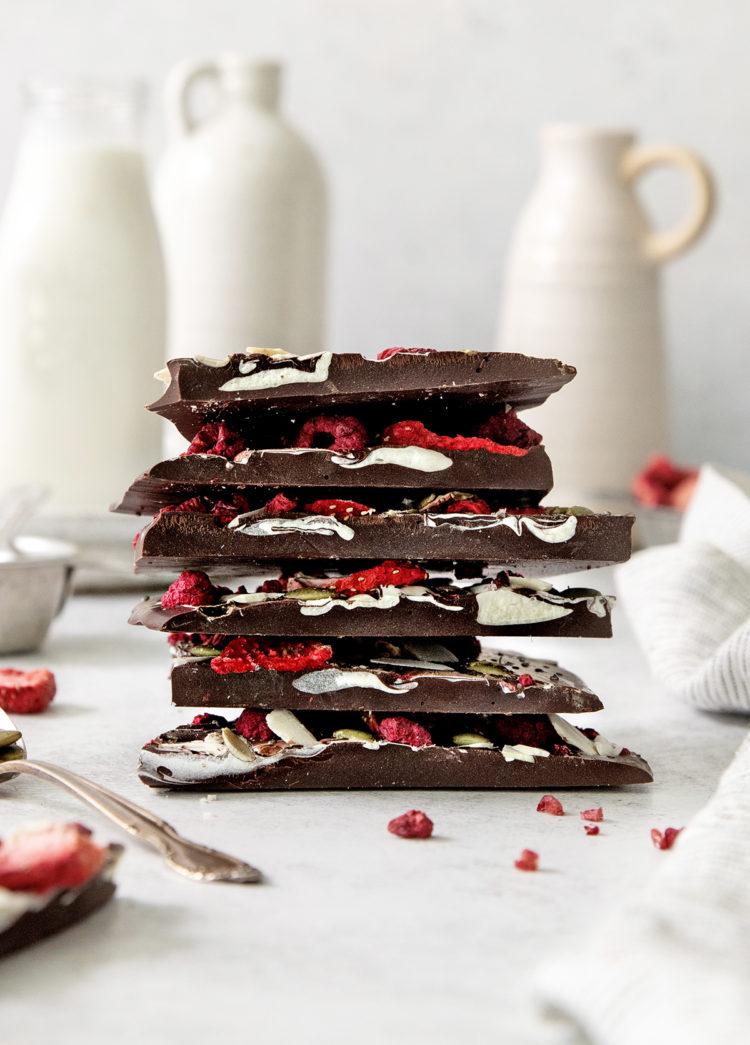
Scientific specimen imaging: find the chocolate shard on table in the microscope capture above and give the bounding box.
[168,636,604,715]
[0,823,122,959]
[130,568,615,639]
[113,445,554,514]
[149,348,576,440]
[138,709,652,790]
[133,500,634,576]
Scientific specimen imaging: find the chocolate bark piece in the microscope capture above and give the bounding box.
[112,445,554,515]
[138,718,652,791]
[170,647,604,714]
[150,350,576,440]
[130,581,614,639]
[0,846,122,959]
[133,507,634,576]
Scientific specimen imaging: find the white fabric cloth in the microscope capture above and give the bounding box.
[617,464,750,712]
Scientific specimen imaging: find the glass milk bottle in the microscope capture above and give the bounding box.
[0,79,165,513]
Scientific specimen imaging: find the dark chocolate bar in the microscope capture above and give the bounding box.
[0,846,122,958]
[113,445,554,515]
[134,506,633,575]
[130,577,614,639]
[169,640,603,714]
[138,711,652,790]
[150,350,576,439]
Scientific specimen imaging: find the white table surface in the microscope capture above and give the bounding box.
[1,572,747,1045]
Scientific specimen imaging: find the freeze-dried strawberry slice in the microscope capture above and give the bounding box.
[184,422,245,459]
[477,408,542,450]
[0,823,105,894]
[443,499,492,515]
[537,795,564,816]
[0,668,56,714]
[234,709,274,742]
[584,825,600,836]
[580,808,603,822]
[514,849,539,872]
[651,827,682,850]
[161,571,217,609]
[333,560,428,595]
[294,414,369,454]
[382,420,527,456]
[377,716,432,747]
[387,810,434,838]
[211,637,333,675]
[304,499,375,519]
[265,492,299,516]
[377,347,437,360]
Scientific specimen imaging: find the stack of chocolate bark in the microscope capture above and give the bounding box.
[115,348,652,789]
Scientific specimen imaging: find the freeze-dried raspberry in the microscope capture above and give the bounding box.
[304,499,375,519]
[167,632,188,647]
[514,849,539,872]
[161,571,217,609]
[495,715,556,751]
[184,422,245,459]
[211,637,333,675]
[382,420,527,456]
[294,414,369,454]
[0,668,56,714]
[191,713,230,728]
[632,455,698,508]
[477,408,542,450]
[265,492,298,516]
[377,347,437,360]
[211,493,252,525]
[584,825,600,836]
[166,496,209,514]
[387,810,434,838]
[651,827,682,850]
[0,823,105,894]
[537,794,564,816]
[443,499,492,515]
[234,709,274,742]
[333,560,428,595]
[256,578,287,593]
[517,674,535,687]
[377,716,432,747]
[553,744,573,757]
[580,808,603,822]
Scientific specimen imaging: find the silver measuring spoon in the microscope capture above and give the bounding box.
[0,709,262,884]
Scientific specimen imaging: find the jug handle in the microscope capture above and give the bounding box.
[165,58,219,139]
[622,144,715,263]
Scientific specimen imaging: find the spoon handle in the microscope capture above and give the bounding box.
[11,759,262,883]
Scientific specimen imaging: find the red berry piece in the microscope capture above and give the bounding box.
[580,807,603,822]
[211,637,333,675]
[387,810,434,838]
[382,420,527,456]
[0,823,105,894]
[514,849,539,872]
[294,414,369,454]
[377,716,432,747]
[184,421,245,459]
[161,570,218,609]
[168,496,209,514]
[333,560,428,595]
[584,825,600,836]
[631,454,698,508]
[265,492,299,516]
[234,709,274,742]
[191,713,230,728]
[304,499,375,519]
[517,674,535,687]
[443,499,492,515]
[651,827,683,850]
[210,638,259,675]
[477,408,542,450]
[377,347,437,360]
[537,794,564,816]
[0,668,56,715]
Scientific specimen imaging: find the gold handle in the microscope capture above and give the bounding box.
[622,143,715,263]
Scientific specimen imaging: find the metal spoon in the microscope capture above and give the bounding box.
[0,709,262,884]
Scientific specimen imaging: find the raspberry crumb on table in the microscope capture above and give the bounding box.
[651,827,683,850]
[536,794,564,816]
[387,810,434,839]
[584,825,600,836]
[514,849,539,872]
[580,807,603,822]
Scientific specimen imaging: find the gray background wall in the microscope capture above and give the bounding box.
[1,0,748,470]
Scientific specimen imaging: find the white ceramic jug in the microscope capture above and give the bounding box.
[0,78,165,514]
[155,56,327,367]
[496,125,714,508]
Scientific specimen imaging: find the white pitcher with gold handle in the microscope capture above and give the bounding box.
[496,124,714,508]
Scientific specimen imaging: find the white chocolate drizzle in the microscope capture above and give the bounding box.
[218,352,332,392]
[330,446,452,472]
[292,669,417,695]
[427,511,578,543]
[228,514,355,541]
